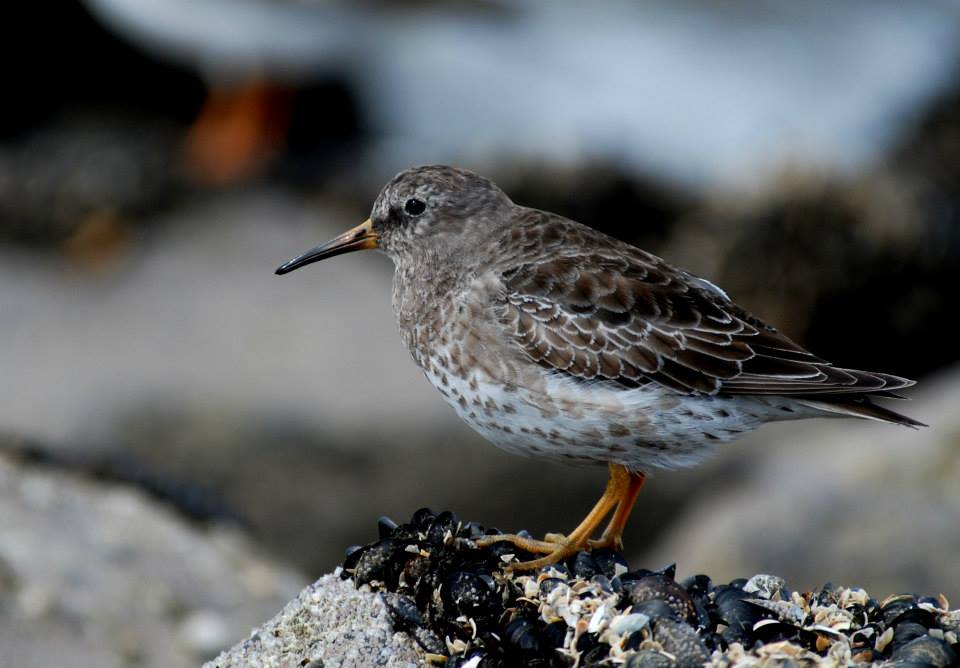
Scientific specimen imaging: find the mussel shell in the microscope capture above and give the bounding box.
[410,507,436,532]
[630,599,682,623]
[502,616,542,654]
[353,538,408,587]
[377,515,398,538]
[441,570,499,619]
[591,548,629,578]
[426,510,458,546]
[890,635,958,667]
[624,649,675,668]
[541,620,568,649]
[714,584,769,645]
[622,575,696,623]
[652,617,710,668]
[571,551,601,579]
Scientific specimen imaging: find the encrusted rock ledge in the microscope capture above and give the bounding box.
[209,509,960,668]
[203,574,422,668]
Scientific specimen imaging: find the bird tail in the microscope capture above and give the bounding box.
[795,395,927,428]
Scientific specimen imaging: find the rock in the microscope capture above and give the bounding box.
[204,574,422,668]
[0,453,303,668]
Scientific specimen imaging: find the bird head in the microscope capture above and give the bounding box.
[275,165,512,275]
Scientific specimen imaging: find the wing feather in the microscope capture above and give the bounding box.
[496,216,915,399]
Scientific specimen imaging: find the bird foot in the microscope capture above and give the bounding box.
[587,533,624,551]
[474,532,587,571]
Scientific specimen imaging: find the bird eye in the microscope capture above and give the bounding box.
[404,198,426,216]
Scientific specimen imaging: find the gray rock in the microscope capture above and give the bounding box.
[0,453,304,668]
[204,574,422,668]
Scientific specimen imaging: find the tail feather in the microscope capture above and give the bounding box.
[796,396,927,428]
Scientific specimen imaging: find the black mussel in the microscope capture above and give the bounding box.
[622,575,696,623]
[881,595,921,628]
[889,622,938,655]
[402,554,430,591]
[353,538,408,588]
[541,620,568,649]
[502,616,542,654]
[483,540,524,564]
[652,618,710,668]
[382,592,424,629]
[918,595,946,611]
[377,515,399,538]
[624,648,676,668]
[411,507,436,532]
[382,592,445,654]
[811,582,842,607]
[624,628,648,651]
[591,548,629,578]
[341,544,367,576]
[714,584,767,645]
[571,551,600,579]
[538,577,567,599]
[442,571,499,619]
[890,635,958,668]
[462,521,487,539]
[411,626,445,655]
[590,574,615,593]
[575,631,599,653]
[751,618,817,648]
[427,510,459,546]
[580,641,610,665]
[658,564,678,580]
[631,599,682,622]
[889,608,938,631]
[681,574,713,598]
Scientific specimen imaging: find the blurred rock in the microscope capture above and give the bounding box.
[0,451,304,668]
[204,574,422,668]
[642,365,960,601]
[76,0,960,190]
[0,113,184,253]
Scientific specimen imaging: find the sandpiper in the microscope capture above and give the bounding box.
[276,165,922,570]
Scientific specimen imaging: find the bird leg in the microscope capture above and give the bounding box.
[475,463,644,571]
[587,471,646,550]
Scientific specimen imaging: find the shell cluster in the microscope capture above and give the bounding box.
[338,509,959,667]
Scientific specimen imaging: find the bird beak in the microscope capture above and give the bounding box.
[275,219,379,275]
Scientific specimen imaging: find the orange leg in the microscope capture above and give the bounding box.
[588,471,645,550]
[475,463,645,571]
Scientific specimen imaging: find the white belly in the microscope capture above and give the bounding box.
[419,361,806,472]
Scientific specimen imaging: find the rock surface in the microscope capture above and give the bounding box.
[203,574,422,668]
[0,452,304,668]
[211,508,960,668]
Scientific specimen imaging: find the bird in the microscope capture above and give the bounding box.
[275,165,923,571]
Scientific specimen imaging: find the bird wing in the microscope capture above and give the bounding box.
[497,223,913,397]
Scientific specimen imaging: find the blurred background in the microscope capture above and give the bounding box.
[3,0,960,665]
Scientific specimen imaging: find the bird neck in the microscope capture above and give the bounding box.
[391,246,475,354]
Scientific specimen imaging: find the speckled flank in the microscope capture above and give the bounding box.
[419,347,813,471]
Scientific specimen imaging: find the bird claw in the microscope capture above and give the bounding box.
[587,534,624,551]
[474,532,587,571]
